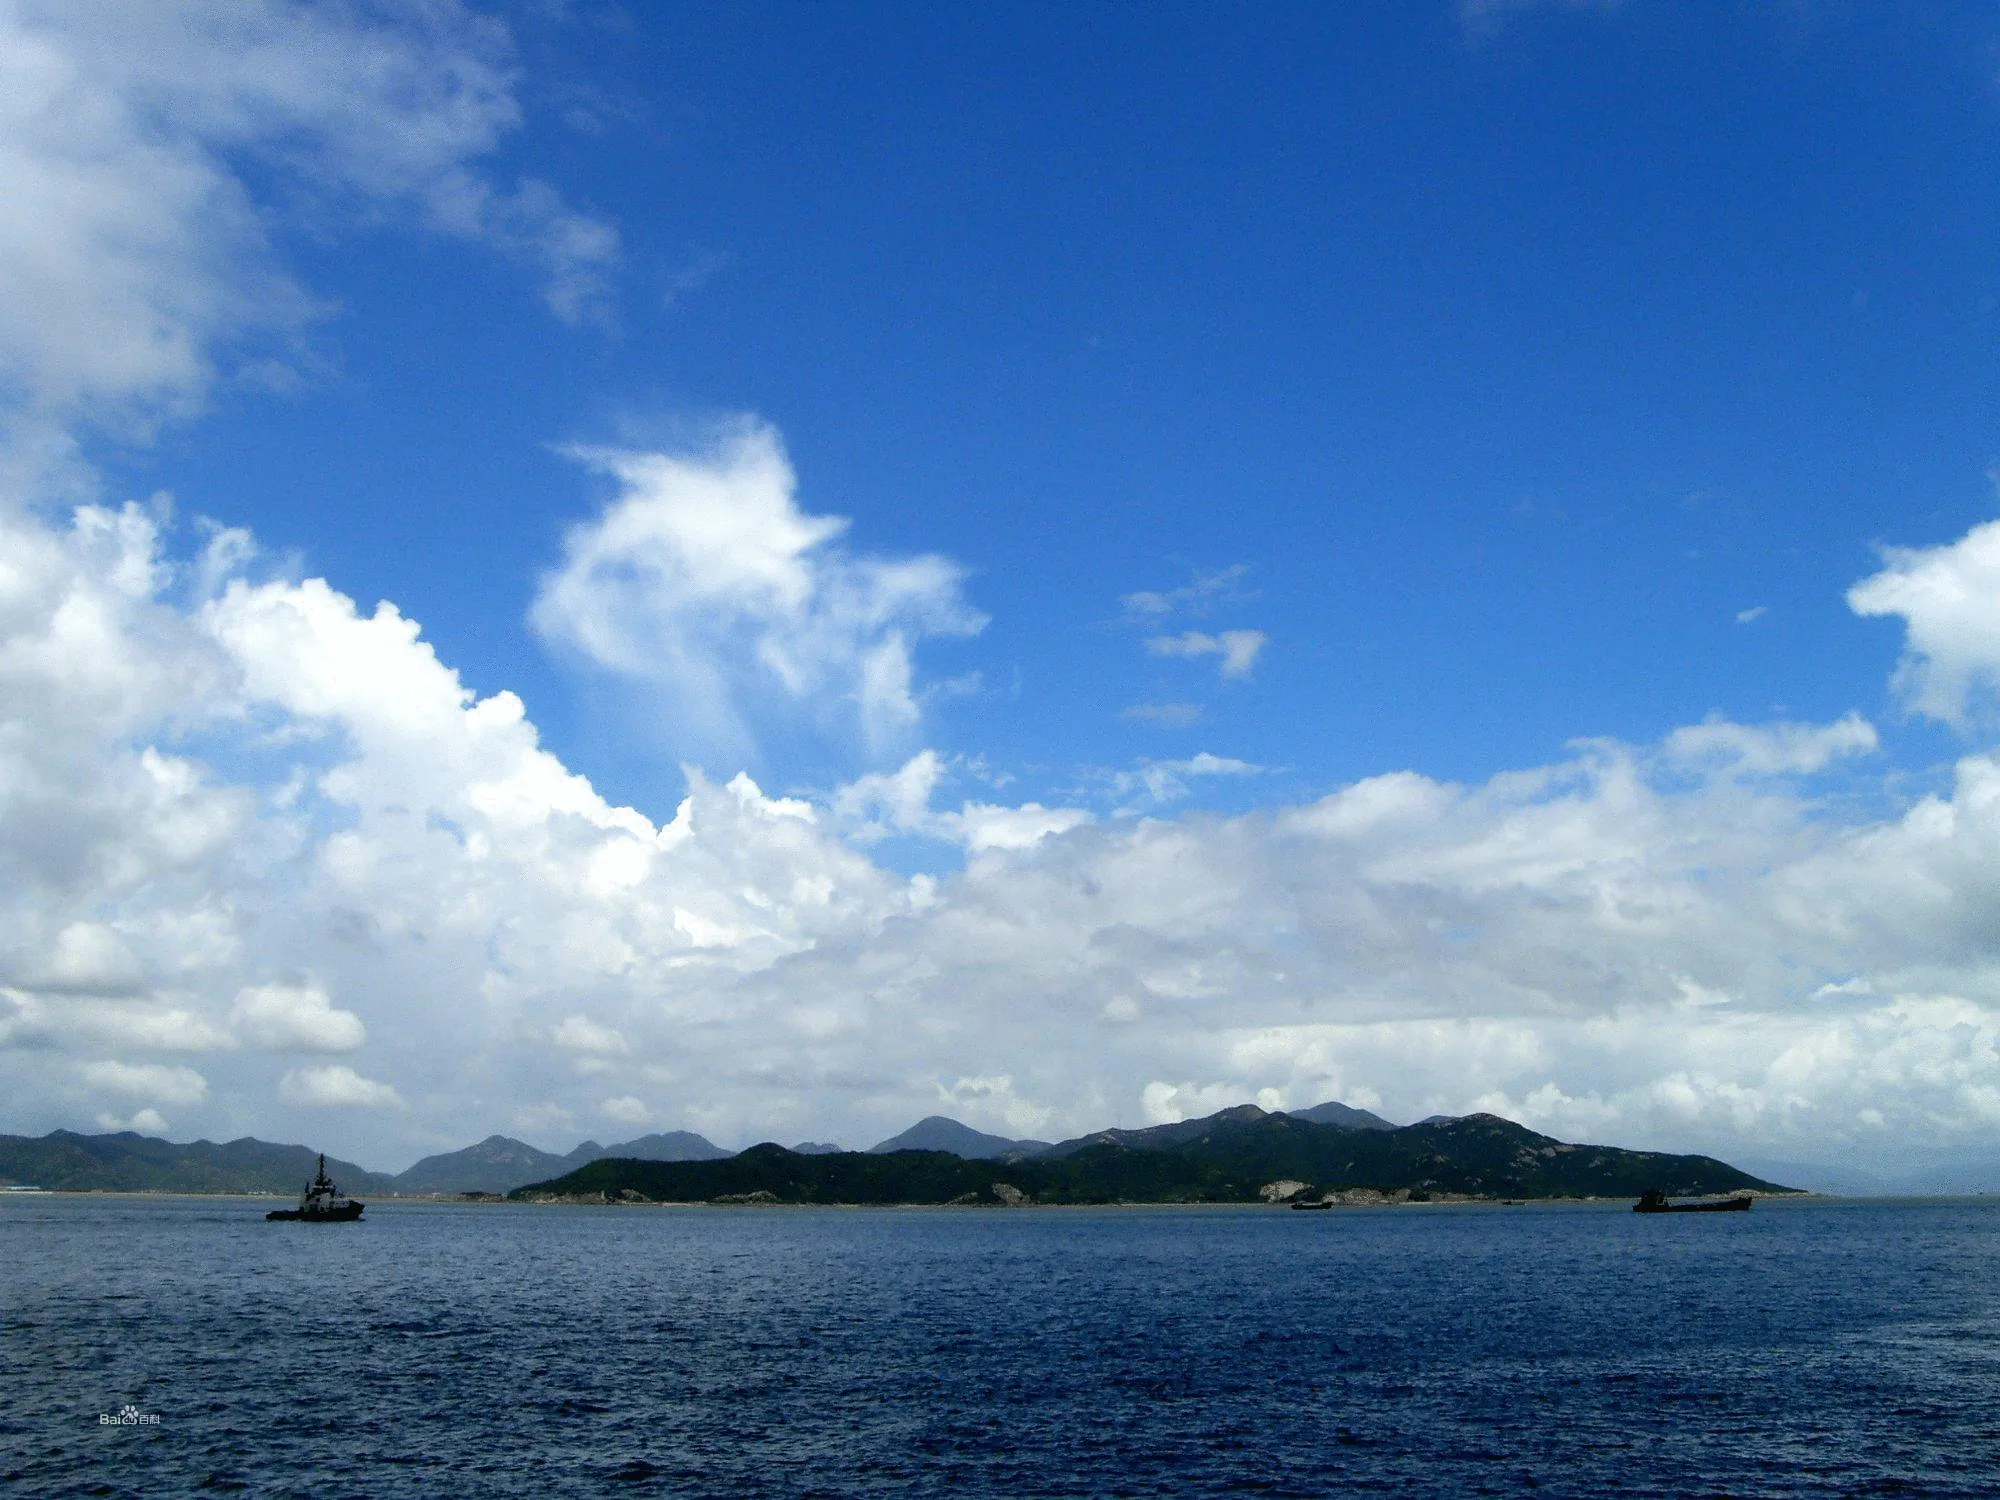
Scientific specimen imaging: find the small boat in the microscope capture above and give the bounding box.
[266,1154,365,1222]
[1291,1197,1333,1210]
[1633,1188,1751,1214]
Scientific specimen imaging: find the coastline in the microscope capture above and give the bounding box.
[1,1188,1832,1208]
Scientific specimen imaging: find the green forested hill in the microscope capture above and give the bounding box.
[513,1110,1791,1205]
[0,1131,394,1195]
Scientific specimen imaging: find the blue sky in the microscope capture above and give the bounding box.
[17,1,2000,1179]
[108,1,2000,810]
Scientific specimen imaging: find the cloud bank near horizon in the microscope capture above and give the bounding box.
[9,488,2000,1171]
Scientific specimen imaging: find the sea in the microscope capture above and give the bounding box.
[4,1195,1999,1498]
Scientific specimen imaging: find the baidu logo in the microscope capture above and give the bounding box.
[99,1404,161,1426]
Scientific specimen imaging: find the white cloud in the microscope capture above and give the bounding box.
[1147,629,1268,679]
[552,1015,629,1055]
[937,1074,1054,1138]
[833,749,949,840]
[1849,518,2000,726]
[97,1106,170,1134]
[0,0,615,444]
[1736,606,1767,624]
[1111,752,1263,806]
[229,983,365,1052]
[280,1065,403,1110]
[19,922,145,995]
[531,428,986,758]
[1120,565,1251,621]
[600,1094,650,1125]
[833,750,1091,851]
[20,481,2000,1174]
[48,999,235,1054]
[80,1060,207,1106]
[1662,712,1877,777]
[1142,1079,1286,1125]
[949,803,1094,854]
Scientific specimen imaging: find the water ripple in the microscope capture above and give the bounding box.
[4,1197,2000,1496]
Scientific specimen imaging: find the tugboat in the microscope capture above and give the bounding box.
[266,1154,365,1222]
[1633,1188,1751,1214]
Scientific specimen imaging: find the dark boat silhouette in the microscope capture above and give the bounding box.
[1633,1188,1751,1214]
[266,1154,365,1222]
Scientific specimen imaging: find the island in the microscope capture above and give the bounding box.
[507,1107,1791,1206]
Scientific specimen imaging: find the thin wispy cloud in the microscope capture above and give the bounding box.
[1458,0,1624,41]
[1106,751,1263,807]
[0,0,616,447]
[1120,564,1252,621]
[1147,629,1269,680]
[1122,702,1204,727]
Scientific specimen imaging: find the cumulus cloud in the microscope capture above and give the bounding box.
[81,1060,207,1106]
[1147,629,1268,679]
[833,750,1091,851]
[531,429,986,758]
[229,983,365,1052]
[937,1075,1054,1138]
[1143,1080,1287,1126]
[98,1107,170,1134]
[280,1065,404,1110]
[1661,712,1878,777]
[13,490,2000,1172]
[1849,518,2000,726]
[600,1094,650,1125]
[18,922,145,995]
[0,0,615,444]
[0,990,232,1055]
[11,463,2000,1177]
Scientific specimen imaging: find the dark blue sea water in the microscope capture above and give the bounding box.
[5,1196,2000,1497]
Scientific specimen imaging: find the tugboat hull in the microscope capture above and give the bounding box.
[265,1201,365,1222]
[1633,1190,1751,1214]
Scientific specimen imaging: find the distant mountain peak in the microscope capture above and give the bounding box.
[1285,1099,1398,1131]
[867,1115,1051,1160]
[592,1131,731,1163]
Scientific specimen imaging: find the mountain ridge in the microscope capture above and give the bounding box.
[0,1098,1800,1199]
[513,1108,1795,1205]
[0,1130,398,1196]
[385,1130,731,1194]
[0,1126,731,1196]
